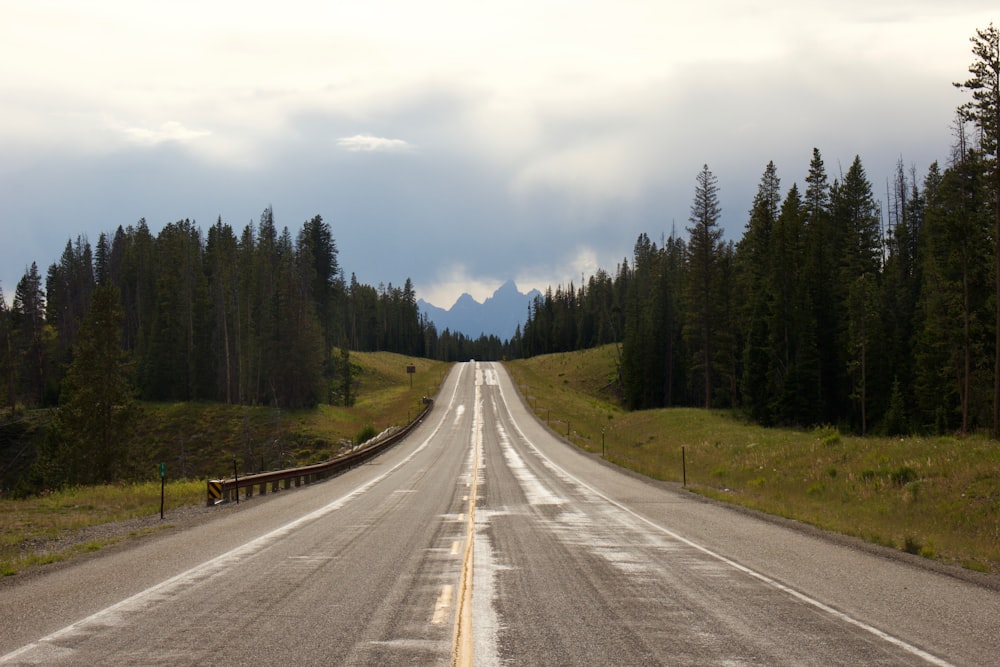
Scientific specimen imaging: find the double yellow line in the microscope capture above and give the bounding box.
[452,378,481,666]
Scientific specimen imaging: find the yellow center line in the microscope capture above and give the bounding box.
[452,378,481,667]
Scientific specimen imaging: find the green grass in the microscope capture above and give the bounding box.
[507,345,1000,574]
[128,352,450,479]
[1,352,451,576]
[0,479,205,576]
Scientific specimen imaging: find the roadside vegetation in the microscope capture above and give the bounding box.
[0,352,448,577]
[507,345,1000,574]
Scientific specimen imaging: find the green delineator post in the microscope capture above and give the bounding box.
[159,463,166,519]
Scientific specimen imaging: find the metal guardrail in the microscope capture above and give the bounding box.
[206,398,433,506]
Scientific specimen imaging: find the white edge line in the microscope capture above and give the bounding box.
[1,365,466,664]
[491,363,954,667]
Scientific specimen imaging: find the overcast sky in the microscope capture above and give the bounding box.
[1,2,995,309]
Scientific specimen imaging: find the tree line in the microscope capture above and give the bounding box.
[0,24,996,472]
[0,202,522,430]
[511,25,1000,437]
[1,208,446,413]
[1,204,516,487]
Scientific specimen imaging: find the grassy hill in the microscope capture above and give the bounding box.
[0,352,450,576]
[506,345,1000,575]
[130,351,449,481]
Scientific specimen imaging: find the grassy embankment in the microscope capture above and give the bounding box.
[0,352,450,577]
[506,345,1000,574]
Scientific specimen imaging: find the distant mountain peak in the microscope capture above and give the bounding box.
[418,280,540,340]
[491,279,520,298]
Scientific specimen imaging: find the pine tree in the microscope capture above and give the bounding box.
[144,220,209,400]
[879,161,924,433]
[955,23,1000,436]
[658,234,687,406]
[51,284,138,484]
[0,287,13,412]
[206,218,240,404]
[94,232,110,287]
[270,226,325,408]
[12,263,49,406]
[738,162,781,422]
[297,215,343,353]
[684,165,724,408]
[770,184,821,425]
[833,157,884,432]
[622,234,658,409]
[46,236,95,374]
[915,148,992,434]
[802,148,837,422]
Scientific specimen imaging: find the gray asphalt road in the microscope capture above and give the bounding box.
[472,363,1000,666]
[1,362,997,666]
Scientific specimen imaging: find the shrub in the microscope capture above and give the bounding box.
[354,424,378,446]
[904,480,922,502]
[903,535,923,555]
[890,466,918,487]
[814,425,841,447]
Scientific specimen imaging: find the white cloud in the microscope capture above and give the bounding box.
[515,246,602,295]
[510,133,647,209]
[120,120,211,146]
[417,248,603,310]
[418,264,503,308]
[337,134,414,153]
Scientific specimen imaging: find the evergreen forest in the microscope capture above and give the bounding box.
[1,25,998,489]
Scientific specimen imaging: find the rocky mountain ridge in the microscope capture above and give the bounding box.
[418,280,540,340]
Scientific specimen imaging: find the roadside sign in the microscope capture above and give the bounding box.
[159,462,167,479]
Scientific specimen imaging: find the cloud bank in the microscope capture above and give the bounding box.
[1,1,996,307]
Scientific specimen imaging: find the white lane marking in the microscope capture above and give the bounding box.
[489,363,953,667]
[431,585,454,625]
[0,365,469,665]
[494,417,565,506]
[471,510,501,667]
[490,391,666,579]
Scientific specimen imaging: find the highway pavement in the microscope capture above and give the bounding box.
[1,361,997,665]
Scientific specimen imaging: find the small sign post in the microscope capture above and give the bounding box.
[406,364,416,389]
[159,462,166,519]
[682,447,687,488]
